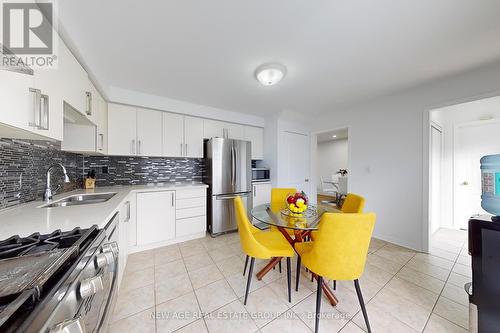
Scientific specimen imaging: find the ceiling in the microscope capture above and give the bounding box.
[317,128,348,143]
[57,0,500,117]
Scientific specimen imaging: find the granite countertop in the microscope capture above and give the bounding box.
[0,183,208,239]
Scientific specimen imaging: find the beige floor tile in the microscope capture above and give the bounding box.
[126,250,155,272]
[366,253,404,275]
[424,313,468,333]
[405,259,450,281]
[331,287,364,319]
[222,232,241,244]
[374,244,415,265]
[385,277,439,310]
[215,255,245,277]
[201,237,228,251]
[188,264,224,289]
[268,276,313,306]
[396,266,445,294]
[368,288,431,331]
[174,319,208,333]
[338,322,364,333]
[452,263,471,278]
[208,245,234,262]
[441,283,469,306]
[205,300,257,333]
[456,255,471,267]
[195,279,238,313]
[411,253,455,270]
[291,293,349,333]
[241,285,289,327]
[155,259,188,280]
[113,284,155,322]
[368,238,387,253]
[428,246,459,261]
[156,271,193,304]
[337,277,383,302]
[260,310,312,333]
[154,245,182,266]
[108,307,156,333]
[361,263,394,286]
[120,266,154,292]
[430,241,462,254]
[180,241,207,258]
[446,272,471,288]
[226,271,267,297]
[156,292,201,333]
[433,296,468,329]
[183,252,214,272]
[352,301,418,333]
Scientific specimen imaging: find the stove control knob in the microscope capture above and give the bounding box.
[49,317,85,333]
[95,252,111,269]
[79,275,104,299]
[102,241,119,257]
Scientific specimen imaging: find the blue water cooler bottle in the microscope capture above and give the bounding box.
[480,154,500,220]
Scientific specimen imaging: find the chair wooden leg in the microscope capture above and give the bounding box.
[286,257,291,303]
[243,255,249,276]
[315,276,323,333]
[333,280,336,290]
[244,258,255,305]
[295,255,301,291]
[279,259,282,273]
[354,279,371,333]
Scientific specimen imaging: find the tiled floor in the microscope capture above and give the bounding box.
[110,228,470,333]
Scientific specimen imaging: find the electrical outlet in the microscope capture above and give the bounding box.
[102,166,109,174]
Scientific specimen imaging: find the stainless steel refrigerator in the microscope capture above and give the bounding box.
[204,138,252,236]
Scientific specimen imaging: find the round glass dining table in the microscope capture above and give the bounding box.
[250,203,341,306]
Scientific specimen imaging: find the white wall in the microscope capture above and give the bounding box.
[310,60,500,251]
[316,139,348,191]
[431,95,500,229]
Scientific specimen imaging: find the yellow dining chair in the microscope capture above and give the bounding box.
[340,193,365,213]
[295,212,376,333]
[270,188,296,273]
[234,196,295,304]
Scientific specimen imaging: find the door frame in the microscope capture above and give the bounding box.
[452,118,500,228]
[309,126,351,205]
[429,122,443,235]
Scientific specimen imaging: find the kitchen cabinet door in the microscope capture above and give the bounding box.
[0,70,35,134]
[252,182,272,208]
[137,108,163,156]
[227,123,246,140]
[162,112,184,157]
[96,93,108,154]
[245,126,264,159]
[203,119,226,139]
[137,191,176,245]
[108,104,137,155]
[184,116,204,158]
[58,40,88,114]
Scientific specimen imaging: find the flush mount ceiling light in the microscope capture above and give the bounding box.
[255,63,287,86]
[332,135,337,138]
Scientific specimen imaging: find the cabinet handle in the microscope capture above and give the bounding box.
[124,201,131,222]
[171,192,174,207]
[131,140,135,154]
[40,94,49,130]
[85,91,92,116]
[253,186,256,197]
[138,140,141,155]
[98,134,104,151]
[29,88,41,128]
[180,143,183,156]
[185,143,188,156]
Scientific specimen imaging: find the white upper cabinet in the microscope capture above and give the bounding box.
[203,119,226,139]
[96,88,108,154]
[162,112,184,157]
[184,116,204,158]
[245,126,264,160]
[0,70,35,135]
[136,108,163,157]
[108,104,137,156]
[227,123,246,140]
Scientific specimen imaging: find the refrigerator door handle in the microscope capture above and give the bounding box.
[215,193,250,200]
[231,144,237,187]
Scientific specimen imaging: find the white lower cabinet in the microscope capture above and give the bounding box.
[176,188,207,238]
[137,191,176,246]
[252,182,272,207]
[118,196,133,286]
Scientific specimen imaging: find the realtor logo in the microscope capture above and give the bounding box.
[2,2,53,54]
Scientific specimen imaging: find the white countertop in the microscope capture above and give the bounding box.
[0,183,208,239]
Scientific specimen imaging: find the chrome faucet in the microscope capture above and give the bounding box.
[43,163,71,201]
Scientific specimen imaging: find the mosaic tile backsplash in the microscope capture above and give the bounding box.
[0,138,205,210]
[83,156,205,186]
[0,139,83,209]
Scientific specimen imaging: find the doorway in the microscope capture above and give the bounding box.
[429,123,443,235]
[282,131,310,192]
[314,128,349,208]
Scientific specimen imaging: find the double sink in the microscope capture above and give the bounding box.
[41,193,117,208]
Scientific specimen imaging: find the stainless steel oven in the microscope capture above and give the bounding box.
[252,168,270,183]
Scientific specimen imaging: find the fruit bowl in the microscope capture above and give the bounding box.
[283,191,310,217]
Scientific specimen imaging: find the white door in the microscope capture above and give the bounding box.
[137,191,176,245]
[252,182,272,207]
[184,116,204,158]
[203,119,226,139]
[454,120,500,229]
[108,104,137,155]
[245,126,264,160]
[283,131,310,193]
[430,124,443,234]
[163,112,184,157]
[136,108,163,156]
